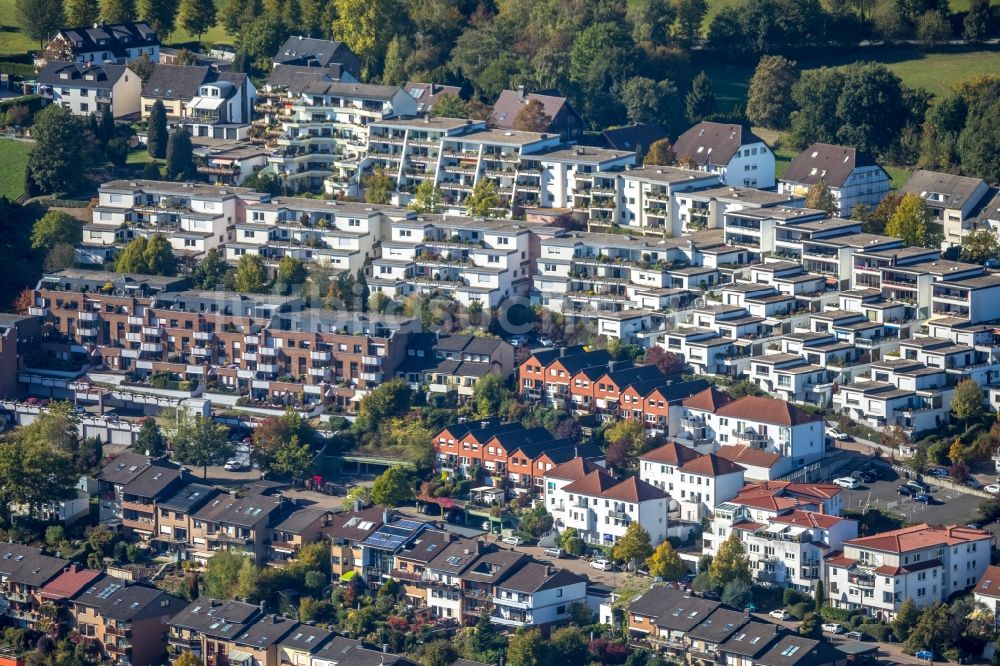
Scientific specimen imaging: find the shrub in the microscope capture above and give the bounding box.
[788,602,811,620]
[858,623,893,642]
[819,605,852,622]
[784,588,810,606]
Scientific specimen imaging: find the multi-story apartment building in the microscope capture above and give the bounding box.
[779,143,890,217]
[397,332,514,400]
[826,524,994,619]
[372,215,539,308]
[36,61,141,118]
[672,122,776,189]
[153,482,219,554]
[973,566,1000,628]
[98,452,184,526]
[46,21,160,64]
[615,166,722,234]
[899,170,991,247]
[267,82,417,193]
[272,36,363,79]
[141,65,256,139]
[639,446,746,523]
[189,490,293,561]
[491,562,587,628]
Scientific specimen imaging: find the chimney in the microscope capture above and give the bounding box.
[608,360,617,372]
[517,85,526,101]
[259,600,266,613]
[383,508,390,524]
[353,498,361,512]
[559,346,567,357]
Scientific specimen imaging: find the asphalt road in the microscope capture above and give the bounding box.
[833,471,987,529]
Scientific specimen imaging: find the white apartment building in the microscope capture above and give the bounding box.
[268,82,417,194]
[826,524,994,620]
[536,145,636,209]
[899,170,991,248]
[82,180,267,263]
[673,122,776,189]
[779,143,890,217]
[371,215,536,308]
[677,186,805,235]
[639,443,745,523]
[235,197,412,275]
[35,61,141,118]
[546,466,669,547]
[491,562,588,628]
[616,166,722,235]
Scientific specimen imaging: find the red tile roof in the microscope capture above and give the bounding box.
[545,457,602,482]
[715,396,822,426]
[825,552,857,568]
[732,521,766,532]
[717,445,783,469]
[771,510,845,529]
[561,469,619,496]
[39,565,101,600]
[974,565,1000,599]
[683,386,734,412]
[603,476,668,503]
[640,441,701,466]
[846,524,994,553]
[679,453,745,477]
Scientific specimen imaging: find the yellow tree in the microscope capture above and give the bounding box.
[709,532,750,591]
[885,193,930,247]
[646,540,686,579]
[332,0,397,78]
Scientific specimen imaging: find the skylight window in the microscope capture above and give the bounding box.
[781,645,800,657]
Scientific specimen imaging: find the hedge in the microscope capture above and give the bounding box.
[39,198,91,208]
[819,605,852,622]
[788,602,811,620]
[857,623,893,642]
[0,95,42,115]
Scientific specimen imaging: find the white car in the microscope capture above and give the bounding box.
[769,609,791,620]
[825,427,849,441]
[822,622,844,634]
[590,558,614,571]
[986,484,1000,495]
[538,336,554,347]
[223,459,248,472]
[833,477,861,489]
[501,536,522,546]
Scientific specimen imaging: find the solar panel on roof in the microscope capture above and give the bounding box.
[396,519,423,530]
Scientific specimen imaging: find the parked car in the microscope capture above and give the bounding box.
[537,336,554,347]
[907,479,930,492]
[822,623,844,634]
[508,335,528,348]
[929,467,949,478]
[501,536,522,546]
[850,470,876,483]
[845,631,865,641]
[769,609,791,620]
[897,485,913,496]
[223,459,249,472]
[914,493,933,504]
[590,559,614,571]
[833,477,861,489]
[543,547,564,558]
[985,484,1000,494]
[825,427,849,441]
[965,477,984,489]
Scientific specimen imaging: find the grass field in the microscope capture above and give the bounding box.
[0,139,32,200]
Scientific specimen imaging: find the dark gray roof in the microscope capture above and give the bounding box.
[277,624,335,654]
[274,506,329,534]
[192,493,285,528]
[461,550,528,585]
[273,36,360,77]
[427,538,484,575]
[602,123,668,151]
[313,637,414,665]
[324,507,388,542]
[899,169,988,209]
[685,607,750,643]
[756,635,841,666]
[121,460,184,500]
[627,587,720,631]
[157,483,217,513]
[673,122,766,167]
[0,544,67,587]
[782,142,882,188]
[266,64,345,94]
[397,529,453,564]
[235,614,298,649]
[718,620,781,657]
[300,81,400,100]
[57,21,159,57]
[73,574,182,621]
[142,64,210,100]
[169,598,262,638]
[36,61,129,88]
[497,562,586,594]
[100,452,162,485]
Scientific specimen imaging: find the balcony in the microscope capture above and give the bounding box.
[125,332,142,342]
[140,343,162,353]
[259,346,278,357]
[245,334,260,344]
[28,306,49,317]
[127,316,144,325]
[849,575,875,588]
[310,350,331,361]
[192,347,212,357]
[78,328,97,338]
[193,331,213,341]
[79,311,98,322]
[242,352,257,362]
[362,355,382,365]
[258,363,280,373]
[493,596,532,610]
[360,372,382,382]
[309,367,327,377]
[142,326,162,336]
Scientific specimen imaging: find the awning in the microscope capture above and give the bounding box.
[188,96,225,110]
[226,650,253,665]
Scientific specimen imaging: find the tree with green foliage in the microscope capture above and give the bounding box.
[747,55,799,130]
[233,254,268,293]
[835,63,907,157]
[465,178,501,217]
[31,211,80,250]
[885,193,930,247]
[143,161,162,179]
[370,466,413,507]
[621,76,681,131]
[100,0,135,23]
[409,181,443,213]
[147,101,168,159]
[960,229,999,264]
[569,22,636,129]
[16,0,64,48]
[430,94,468,119]
[646,539,686,579]
[178,0,216,41]
[722,579,752,608]
[141,0,180,37]
[965,0,991,41]
[903,602,950,655]
[241,13,291,72]
[191,248,230,289]
[166,127,195,181]
[814,579,824,611]
[26,105,96,197]
[893,597,920,642]
[612,523,653,569]
[380,35,410,86]
[472,373,513,419]
[469,607,502,658]
[65,0,99,28]
[171,413,232,478]
[363,166,393,205]
[136,417,166,456]
[114,235,176,275]
[331,0,399,77]
[518,505,553,539]
[685,71,715,123]
[174,652,199,666]
[805,181,837,215]
[355,378,411,433]
[549,626,588,665]
[917,10,951,45]
[505,629,549,666]
[672,0,708,47]
[789,67,846,149]
[709,532,751,591]
[952,379,984,424]
[251,410,316,476]
[604,418,647,468]
[105,134,129,168]
[202,551,247,598]
[276,256,306,290]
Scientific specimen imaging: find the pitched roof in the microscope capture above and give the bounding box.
[273,36,360,76]
[782,143,882,188]
[0,544,67,587]
[274,506,329,534]
[56,21,159,57]
[673,122,766,167]
[679,453,745,477]
[544,456,603,482]
[770,510,845,530]
[628,586,720,628]
[142,64,211,101]
[405,82,463,114]
[718,620,781,657]
[39,565,101,600]
[974,565,1000,599]
[683,386,734,412]
[716,445,783,469]
[265,64,345,94]
[552,349,615,374]
[36,61,130,88]
[491,88,576,130]
[899,169,988,209]
[715,396,821,426]
[685,607,751,643]
[640,442,701,466]
[521,345,587,368]
[603,476,668,503]
[73,574,182,621]
[602,123,668,151]
[169,598,261,638]
[561,469,619,496]
[313,637,413,665]
[755,635,830,666]
[846,523,993,554]
[277,624,335,654]
[498,562,585,594]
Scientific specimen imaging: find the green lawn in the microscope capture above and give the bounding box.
[164,25,234,51]
[704,0,990,29]
[0,0,37,56]
[0,139,32,200]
